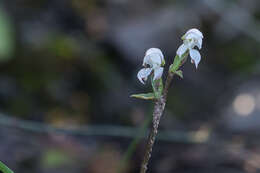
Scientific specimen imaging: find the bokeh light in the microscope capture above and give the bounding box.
[233,93,256,116]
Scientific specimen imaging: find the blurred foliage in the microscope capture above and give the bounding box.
[41,149,74,168]
[220,40,258,73]
[0,6,14,61]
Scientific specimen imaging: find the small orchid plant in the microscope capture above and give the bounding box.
[131,28,204,173]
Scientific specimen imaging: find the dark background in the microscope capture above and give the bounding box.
[1,0,260,173]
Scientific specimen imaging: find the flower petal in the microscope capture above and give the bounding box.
[153,67,164,81]
[189,49,201,69]
[143,54,160,67]
[145,48,164,58]
[143,54,149,66]
[150,54,162,66]
[185,32,200,40]
[144,48,164,67]
[176,44,188,57]
[196,38,202,49]
[185,28,203,39]
[184,39,196,49]
[137,68,152,84]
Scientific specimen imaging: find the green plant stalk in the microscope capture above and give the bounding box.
[0,161,14,173]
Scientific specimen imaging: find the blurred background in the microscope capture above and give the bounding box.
[1,0,260,172]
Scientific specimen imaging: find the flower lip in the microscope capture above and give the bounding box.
[189,49,201,69]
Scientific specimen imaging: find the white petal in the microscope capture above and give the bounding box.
[196,38,202,49]
[145,48,163,58]
[189,49,201,69]
[176,44,188,57]
[185,32,200,40]
[143,54,160,67]
[150,54,162,66]
[184,39,196,49]
[137,68,152,84]
[185,28,203,38]
[192,38,203,50]
[143,54,149,66]
[153,67,164,81]
[144,48,164,66]
[143,53,164,68]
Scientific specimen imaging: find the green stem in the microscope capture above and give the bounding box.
[0,161,14,173]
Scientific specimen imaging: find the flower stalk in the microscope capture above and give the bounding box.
[139,53,186,173]
[131,28,204,173]
[140,73,172,173]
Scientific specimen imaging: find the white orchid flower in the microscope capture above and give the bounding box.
[137,48,165,84]
[176,28,203,68]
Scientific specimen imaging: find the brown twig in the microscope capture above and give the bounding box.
[140,72,174,173]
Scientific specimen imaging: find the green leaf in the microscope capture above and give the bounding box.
[169,55,181,73]
[130,93,155,100]
[0,161,14,173]
[174,70,183,78]
[169,52,189,74]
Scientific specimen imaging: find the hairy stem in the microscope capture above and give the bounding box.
[140,72,174,173]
